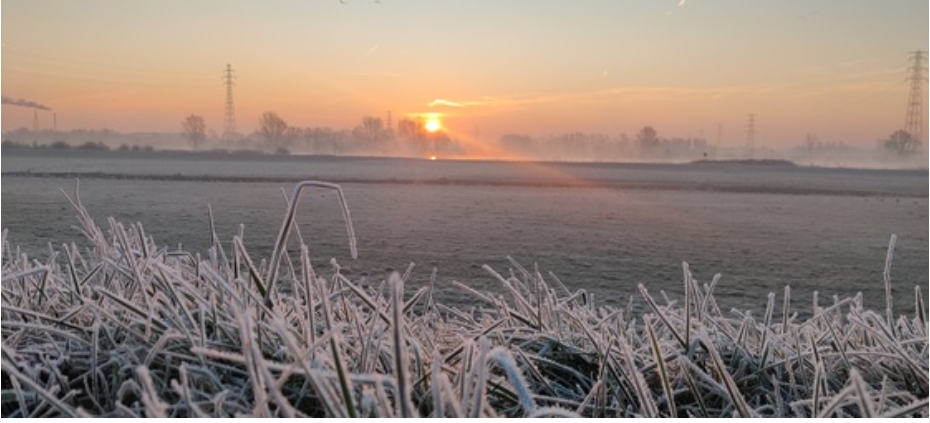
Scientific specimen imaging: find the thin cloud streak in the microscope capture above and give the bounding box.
[427,84,777,111]
[428,98,501,108]
[429,75,903,113]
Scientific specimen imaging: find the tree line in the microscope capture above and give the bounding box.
[4,113,918,161]
[182,113,715,161]
[498,126,711,162]
[182,112,463,157]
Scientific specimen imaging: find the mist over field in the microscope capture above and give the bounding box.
[4,124,928,171]
[3,148,927,317]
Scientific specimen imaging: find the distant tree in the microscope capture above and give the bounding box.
[303,126,335,154]
[1,140,28,149]
[50,140,71,150]
[636,126,659,148]
[883,129,919,155]
[354,115,394,153]
[359,116,383,142]
[259,112,289,149]
[78,141,110,151]
[181,114,207,150]
[396,118,421,140]
[395,117,426,154]
[285,127,303,147]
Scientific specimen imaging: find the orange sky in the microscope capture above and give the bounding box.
[2,0,928,147]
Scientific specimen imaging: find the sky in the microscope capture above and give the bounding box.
[2,0,928,147]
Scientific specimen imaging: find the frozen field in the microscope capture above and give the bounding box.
[2,149,927,315]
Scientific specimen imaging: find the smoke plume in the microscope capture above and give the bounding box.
[2,95,52,111]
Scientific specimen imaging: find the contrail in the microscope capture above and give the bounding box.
[2,95,52,111]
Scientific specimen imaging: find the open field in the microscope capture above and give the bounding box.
[4,150,928,318]
[2,181,927,417]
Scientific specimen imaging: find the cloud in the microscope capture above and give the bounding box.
[427,97,507,108]
[429,85,754,111]
[428,99,465,107]
[425,81,831,117]
[2,95,52,111]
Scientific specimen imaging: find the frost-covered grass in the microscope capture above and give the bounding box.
[1,181,927,417]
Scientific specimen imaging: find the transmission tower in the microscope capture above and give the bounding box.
[904,50,927,146]
[746,113,756,158]
[222,64,237,140]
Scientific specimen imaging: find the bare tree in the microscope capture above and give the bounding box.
[181,114,207,150]
[354,115,392,153]
[884,129,919,155]
[636,126,659,149]
[362,116,384,141]
[260,112,289,149]
[396,118,421,140]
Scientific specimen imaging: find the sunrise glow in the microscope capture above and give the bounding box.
[1,1,926,158]
[424,118,441,133]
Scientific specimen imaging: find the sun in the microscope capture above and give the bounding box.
[424,118,441,133]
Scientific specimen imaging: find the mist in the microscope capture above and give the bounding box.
[3,122,926,171]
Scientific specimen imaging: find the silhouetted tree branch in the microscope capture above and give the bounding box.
[181,114,207,150]
[260,112,289,149]
[637,126,659,149]
[884,129,919,155]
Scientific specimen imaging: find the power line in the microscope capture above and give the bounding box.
[904,50,927,146]
[223,64,237,141]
